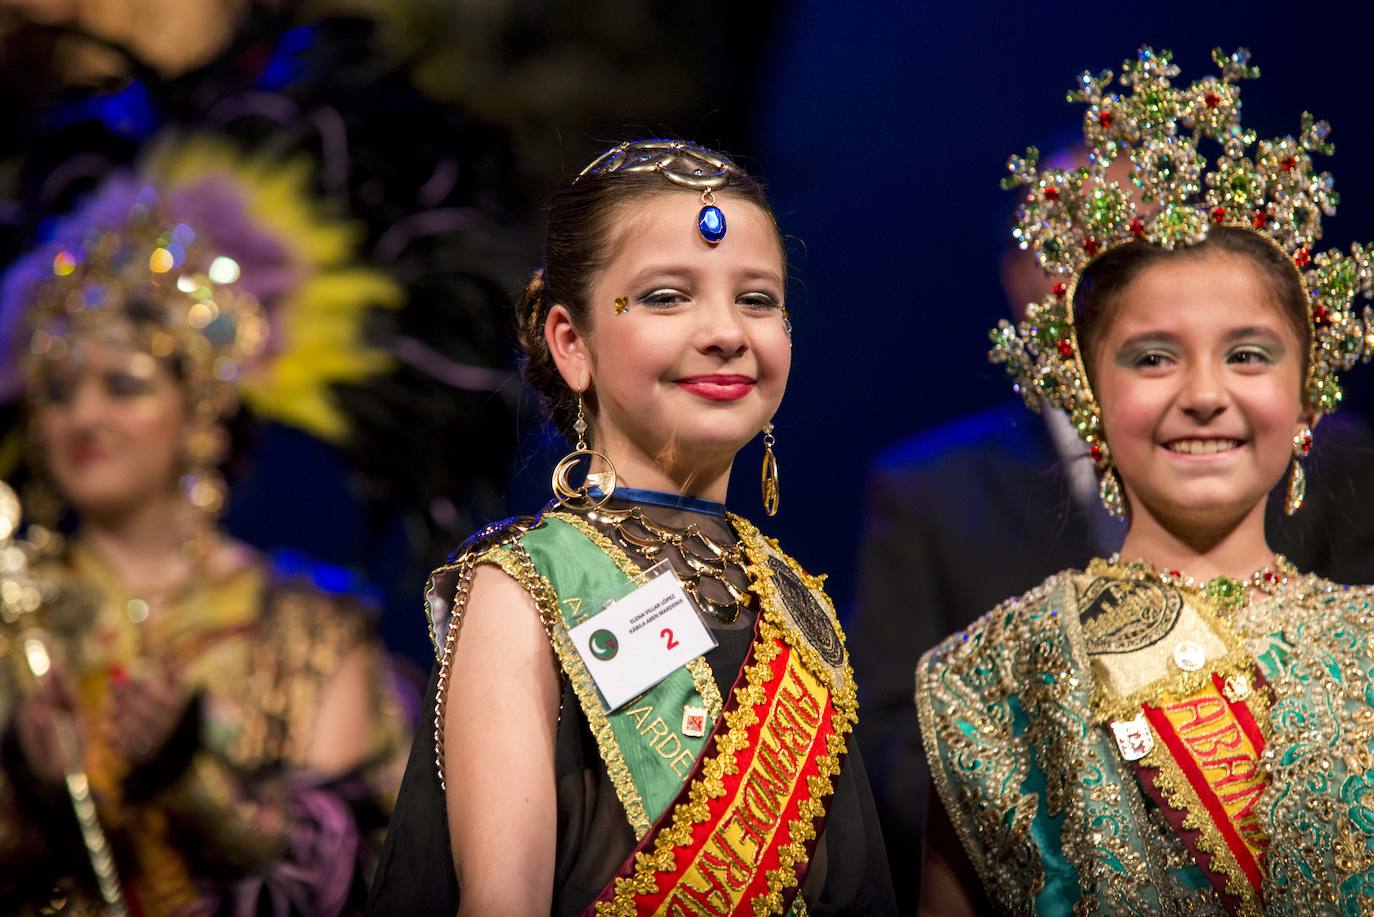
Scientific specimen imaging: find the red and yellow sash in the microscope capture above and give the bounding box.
[592,615,843,916]
[1130,671,1271,916]
[585,520,855,917]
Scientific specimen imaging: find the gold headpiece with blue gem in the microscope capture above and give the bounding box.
[990,47,1374,465]
[575,139,741,244]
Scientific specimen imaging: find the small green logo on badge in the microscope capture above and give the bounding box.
[589,628,619,661]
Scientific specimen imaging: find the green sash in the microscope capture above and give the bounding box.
[507,514,721,837]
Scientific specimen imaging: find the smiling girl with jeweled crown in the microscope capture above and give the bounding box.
[917,49,1374,916]
[370,140,896,916]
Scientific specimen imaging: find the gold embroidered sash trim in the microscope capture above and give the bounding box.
[590,519,856,916]
[591,620,844,916]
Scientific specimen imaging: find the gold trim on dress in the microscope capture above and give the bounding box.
[431,542,654,835]
[596,520,857,916]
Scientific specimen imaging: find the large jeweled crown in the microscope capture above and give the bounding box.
[3,137,403,444]
[990,47,1374,457]
[17,181,269,421]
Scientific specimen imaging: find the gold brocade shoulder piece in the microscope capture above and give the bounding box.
[917,570,1190,914]
[916,574,1062,909]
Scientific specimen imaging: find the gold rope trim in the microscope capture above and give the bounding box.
[596,616,783,915]
[429,544,653,835]
[547,511,724,723]
[741,532,855,914]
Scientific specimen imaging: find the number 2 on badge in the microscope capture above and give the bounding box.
[661,628,679,650]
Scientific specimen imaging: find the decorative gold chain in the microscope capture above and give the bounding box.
[586,506,751,623]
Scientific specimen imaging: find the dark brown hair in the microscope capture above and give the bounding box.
[515,159,782,442]
[1073,226,1310,389]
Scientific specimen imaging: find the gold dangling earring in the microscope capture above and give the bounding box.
[1098,465,1126,520]
[180,419,229,563]
[1089,439,1125,520]
[1285,427,1313,516]
[761,422,779,517]
[551,392,617,510]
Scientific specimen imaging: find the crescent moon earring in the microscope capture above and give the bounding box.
[551,392,618,510]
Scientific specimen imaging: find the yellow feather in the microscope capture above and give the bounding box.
[142,137,407,442]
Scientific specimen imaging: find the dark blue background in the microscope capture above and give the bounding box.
[746,3,1374,618]
[219,4,1374,662]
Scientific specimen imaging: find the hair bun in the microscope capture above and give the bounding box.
[516,268,547,345]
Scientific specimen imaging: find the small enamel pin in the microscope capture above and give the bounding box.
[1110,712,1154,762]
[682,704,708,738]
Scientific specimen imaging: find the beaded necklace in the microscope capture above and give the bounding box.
[1099,552,1298,612]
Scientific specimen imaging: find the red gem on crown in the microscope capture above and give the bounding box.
[1044,187,1060,201]
[1130,218,1145,237]
[1052,282,1068,298]
[1099,111,1114,128]
[1295,248,1311,268]
[1083,237,1099,255]
[1204,92,1221,108]
[1313,305,1331,327]
[1211,206,1227,223]
[1252,210,1268,228]
[1090,443,1104,464]
[1057,339,1074,358]
[1281,156,1297,172]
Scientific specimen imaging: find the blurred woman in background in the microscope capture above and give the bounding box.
[0,139,409,915]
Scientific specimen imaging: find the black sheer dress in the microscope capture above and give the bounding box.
[368,497,896,915]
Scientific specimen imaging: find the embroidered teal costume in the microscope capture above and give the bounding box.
[918,567,1374,916]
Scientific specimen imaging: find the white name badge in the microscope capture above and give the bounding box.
[568,569,716,711]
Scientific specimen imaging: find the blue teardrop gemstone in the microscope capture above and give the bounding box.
[697,204,726,243]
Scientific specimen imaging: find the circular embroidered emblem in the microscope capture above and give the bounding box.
[1079,577,1184,655]
[766,556,843,667]
[588,628,619,661]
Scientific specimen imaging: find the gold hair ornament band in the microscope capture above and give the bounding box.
[574,139,743,244]
[990,47,1374,474]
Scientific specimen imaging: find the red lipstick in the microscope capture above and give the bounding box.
[69,439,108,466]
[677,374,756,402]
